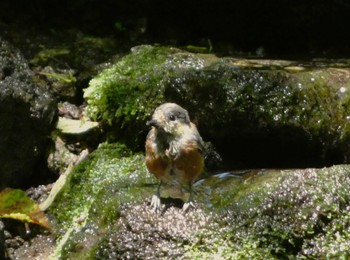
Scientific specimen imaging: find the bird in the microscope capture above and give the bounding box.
[145,103,204,212]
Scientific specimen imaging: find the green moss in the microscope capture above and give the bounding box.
[49,142,150,230]
[83,45,211,147]
[48,142,154,258]
[185,166,350,258]
[84,45,171,125]
[184,238,272,259]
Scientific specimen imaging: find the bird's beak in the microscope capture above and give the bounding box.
[147,119,160,128]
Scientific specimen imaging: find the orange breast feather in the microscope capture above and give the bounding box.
[174,141,204,184]
[145,138,171,181]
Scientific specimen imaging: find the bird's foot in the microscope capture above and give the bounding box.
[150,195,161,212]
[182,200,195,213]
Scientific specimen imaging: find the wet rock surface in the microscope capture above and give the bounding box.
[0,38,57,188]
[10,234,55,260]
[2,157,349,259]
[99,202,215,259]
[26,184,53,205]
[84,45,350,168]
[39,142,350,259]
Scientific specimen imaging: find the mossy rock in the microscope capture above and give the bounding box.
[48,140,350,259]
[193,166,350,259]
[83,46,169,148]
[46,143,350,258]
[84,45,350,167]
[48,143,151,232]
[47,142,153,258]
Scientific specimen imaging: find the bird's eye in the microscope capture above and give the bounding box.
[169,114,176,121]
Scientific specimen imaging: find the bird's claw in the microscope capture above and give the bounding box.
[150,195,161,212]
[182,201,195,213]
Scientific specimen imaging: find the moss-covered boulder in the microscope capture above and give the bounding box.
[46,143,153,258]
[84,45,350,168]
[197,166,350,259]
[45,142,350,259]
[83,46,170,147]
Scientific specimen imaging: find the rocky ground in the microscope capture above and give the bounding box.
[5,186,217,259]
[3,184,54,259]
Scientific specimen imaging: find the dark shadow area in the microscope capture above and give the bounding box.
[0,0,350,58]
[208,126,342,170]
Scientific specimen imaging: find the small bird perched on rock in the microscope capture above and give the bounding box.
[145,103,204,212]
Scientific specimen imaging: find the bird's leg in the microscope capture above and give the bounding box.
[150,180,162,212]
[182,183,195,213]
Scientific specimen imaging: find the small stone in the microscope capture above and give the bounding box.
[56,117,99,135]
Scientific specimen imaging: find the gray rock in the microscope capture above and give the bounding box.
[0,220,4,259]
[0,38,57,188]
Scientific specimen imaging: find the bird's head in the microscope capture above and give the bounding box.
[147,103,191,136]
